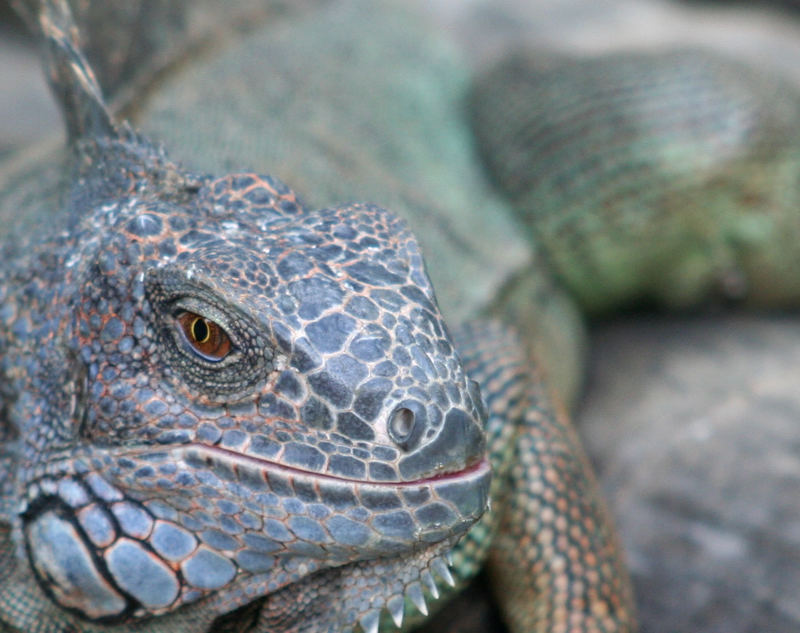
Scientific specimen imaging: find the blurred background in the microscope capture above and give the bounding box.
[4,0,800,155]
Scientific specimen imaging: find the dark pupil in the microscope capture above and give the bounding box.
[191,317,209,343]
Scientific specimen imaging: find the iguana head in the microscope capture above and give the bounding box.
[5,1,490,631]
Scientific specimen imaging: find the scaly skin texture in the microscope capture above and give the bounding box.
[470,49,800,315]
[0,2,634,633]
[453,322,632,633]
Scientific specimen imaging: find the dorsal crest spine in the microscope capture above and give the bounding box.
[13,0,116,142]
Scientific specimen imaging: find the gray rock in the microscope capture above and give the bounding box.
[579,315,800,632]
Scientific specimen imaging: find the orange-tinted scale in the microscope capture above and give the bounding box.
[177,311,232,361]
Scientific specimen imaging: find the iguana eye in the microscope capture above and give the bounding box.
[176,311,232,361]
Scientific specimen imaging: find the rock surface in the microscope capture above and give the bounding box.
[579,315,800,632]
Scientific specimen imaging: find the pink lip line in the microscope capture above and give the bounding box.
[183,443,491,488]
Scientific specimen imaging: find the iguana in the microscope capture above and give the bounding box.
[0,1,634,633]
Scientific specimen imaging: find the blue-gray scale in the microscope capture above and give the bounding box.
[78,504,116,547]
[106,539,179,608]
[182,548,236,589]
[27,511,127,616]
[57,478,90,507]
[150,521,197,561]
[236,549,276,573]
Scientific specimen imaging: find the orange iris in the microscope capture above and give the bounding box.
[177,312,232,361]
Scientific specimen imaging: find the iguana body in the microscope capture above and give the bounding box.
[0,2,633,633]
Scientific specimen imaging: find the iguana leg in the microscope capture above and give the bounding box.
[452,321,635,633]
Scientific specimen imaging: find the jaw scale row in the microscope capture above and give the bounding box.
[356,550,458,633]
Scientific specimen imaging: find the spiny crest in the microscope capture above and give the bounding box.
[12,0,197,217]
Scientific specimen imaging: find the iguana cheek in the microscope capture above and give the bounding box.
[21,453,490,624]
[22,476,240,623]
[25,509,129,620]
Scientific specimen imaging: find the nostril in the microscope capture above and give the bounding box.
[388,400,426,451]
[390,408,415,440]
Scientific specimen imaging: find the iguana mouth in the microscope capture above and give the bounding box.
[22,442,488,626]
[187,443,491,487]
[166,441,492,555]
[98,441,492,560]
